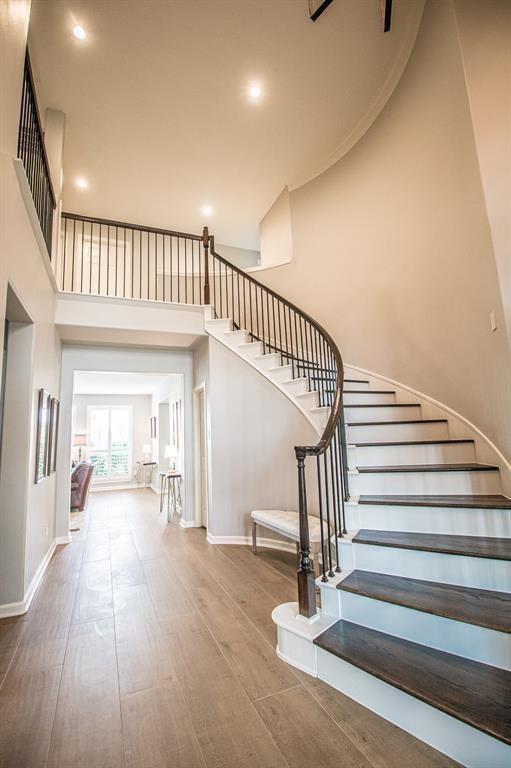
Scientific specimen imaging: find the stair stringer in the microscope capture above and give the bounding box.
[203,307,324,437]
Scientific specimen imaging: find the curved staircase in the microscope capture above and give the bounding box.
[58,213,511,768]
[204,304,511,768]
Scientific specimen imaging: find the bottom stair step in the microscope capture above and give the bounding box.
[314,619,511,746]
[338,570,511,633]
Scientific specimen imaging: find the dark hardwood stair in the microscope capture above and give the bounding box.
[338,570,511,633]
[314,620,511,745]
[356,463,499,474]
[352,438,474,447]
[358,494,511,509]
[353,529,511,560]
[346,418,447,427]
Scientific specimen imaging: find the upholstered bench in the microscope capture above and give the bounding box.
[250,509,325,565]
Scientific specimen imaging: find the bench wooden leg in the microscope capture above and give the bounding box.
[252,521,257,554]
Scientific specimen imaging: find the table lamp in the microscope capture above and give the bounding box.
[142,444,152,461]
[165,444,178,470]
[73,433,87,462]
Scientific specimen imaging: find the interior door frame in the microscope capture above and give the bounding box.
[193,381,210,530]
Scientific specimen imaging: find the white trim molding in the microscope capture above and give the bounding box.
[180,518,202,529]
[206,532,296,553]
[0,540,56,618]
[13,158,58,292]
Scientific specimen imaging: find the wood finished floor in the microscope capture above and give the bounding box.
[0,489,460,768]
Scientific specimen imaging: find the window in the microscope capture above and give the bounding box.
[87,405,131,482]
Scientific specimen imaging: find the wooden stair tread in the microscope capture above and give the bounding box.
[352,439,474,447]
[346,419,447,426]
[358,494,511,509]
[342,389,396,394]
[353,529,511,560]
[356,463,499,474]
[344,403,419,408]
[313,620,511,745]
[338,570,511,634]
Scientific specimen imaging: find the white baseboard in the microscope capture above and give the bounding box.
[91,482,150,493]
[180,518,202,529]
[0,540,56,618]
[55,534,72,545]
[206,532,296,553]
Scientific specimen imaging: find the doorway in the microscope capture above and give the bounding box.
[193,382,209,529]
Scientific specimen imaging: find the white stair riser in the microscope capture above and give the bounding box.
[254,353,282,371]
[340,541,511,591]
[343,392,396,405]
[316,649,511,768]
[268,365,293,384]
[282,378,310,396]
[344,405,421,422]
[346,421,449,442]
[238,342,263,359]
[224,330,249,347]
[296,391,319,409]
[205,318,232,333]
[311,409,329,431]
[344,380,371,390]
[345,503,511,537]
[348,441,476,468]
[336,591,511,670]
[349,469,501,496]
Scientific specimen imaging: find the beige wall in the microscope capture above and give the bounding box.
[259,187,293,268]
[453,0,511,350]
[1,0,63,607]
[255,0,511,463]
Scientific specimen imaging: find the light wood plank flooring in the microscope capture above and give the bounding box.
[0,489,460,767]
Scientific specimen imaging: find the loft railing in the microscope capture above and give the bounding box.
[17,51,56,255]
[60,212,348,618]
[59,213,204,304]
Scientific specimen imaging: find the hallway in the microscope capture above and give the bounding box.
[0,490,458,768]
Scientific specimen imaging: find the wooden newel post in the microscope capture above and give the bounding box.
[296,450,317,618]
[202,226,210,306]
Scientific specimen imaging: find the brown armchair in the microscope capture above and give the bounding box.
[71,460,94,511]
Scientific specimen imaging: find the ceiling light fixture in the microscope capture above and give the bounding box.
[249,84,262,100]
[201,204,213,217]
[73,25,87,40]
[75,177,88,189]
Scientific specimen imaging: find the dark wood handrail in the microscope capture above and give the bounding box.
[62,212,203,241]
[209,236,344,458]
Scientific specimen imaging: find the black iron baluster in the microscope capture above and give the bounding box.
[71,218,76,292]
[316,456,327,583]
[89,221,93,293]
[323,451,334,578]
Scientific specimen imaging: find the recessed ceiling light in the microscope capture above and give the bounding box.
[201,204,213,217]
[73,25,86,40]
[75,177,88,189]
[249,84,262,100]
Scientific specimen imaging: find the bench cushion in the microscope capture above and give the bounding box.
[250,509,326,543]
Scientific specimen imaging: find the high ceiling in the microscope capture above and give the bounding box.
[29,0,423,250]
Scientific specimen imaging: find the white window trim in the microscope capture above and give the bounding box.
[86,404,133,484]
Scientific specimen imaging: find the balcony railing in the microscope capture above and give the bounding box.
[17,51,56,255]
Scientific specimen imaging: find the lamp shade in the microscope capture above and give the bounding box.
[73,433,87,447]
[165,445,177,459]
[142,444,151,455]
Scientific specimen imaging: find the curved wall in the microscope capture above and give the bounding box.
[255,0,511,464]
